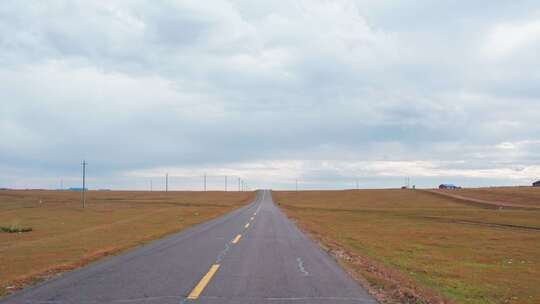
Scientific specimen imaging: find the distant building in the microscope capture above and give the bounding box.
[533,181,540,187]
[439,184,460,190]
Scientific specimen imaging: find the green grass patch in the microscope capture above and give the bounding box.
[1,225,32,233]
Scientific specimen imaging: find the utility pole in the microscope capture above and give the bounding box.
[295,179,298,192]
[165,173,168,192]
[150,179,153,192]
[60,178,63,190]
[238,178,241,192]
[225,176,227,192]
[204,174,207,191]
[81,160,87,208]
[356,178,359,190]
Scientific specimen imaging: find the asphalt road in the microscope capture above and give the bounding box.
[2,190,377,304]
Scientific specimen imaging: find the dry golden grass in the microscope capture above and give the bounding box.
[0,189,254,296]
[273,189,540,304]
[434,187,540,209]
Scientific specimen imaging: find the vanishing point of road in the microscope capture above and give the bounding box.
[2,190,377,304]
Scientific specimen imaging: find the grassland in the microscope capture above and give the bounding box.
[433,187,540,209]
[0,189,254,296]
[273,189,540,304]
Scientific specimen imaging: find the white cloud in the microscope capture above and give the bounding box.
[496,142,517,150]
[121,158,540,190]
[484,19,540,59]
[1,0,540,189]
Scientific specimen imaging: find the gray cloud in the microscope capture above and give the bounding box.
[1,0,539,189]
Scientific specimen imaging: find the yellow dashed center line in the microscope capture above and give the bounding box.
[244,223,250,229]
[232,234,242,244]
[187,264,220,300]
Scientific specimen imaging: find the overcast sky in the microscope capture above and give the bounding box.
[1,0,540,190]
